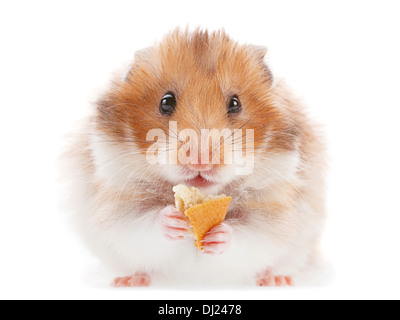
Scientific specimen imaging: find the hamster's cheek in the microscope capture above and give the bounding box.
[157,163,188,184]
[207,165,237,185]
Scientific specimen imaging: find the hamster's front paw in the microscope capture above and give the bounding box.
[201,223,232,255]
[160,205,190,240]
[256,270,294,287]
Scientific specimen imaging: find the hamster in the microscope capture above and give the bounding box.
[61,28,326,287]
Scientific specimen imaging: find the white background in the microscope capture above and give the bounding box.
[1,0,399,300]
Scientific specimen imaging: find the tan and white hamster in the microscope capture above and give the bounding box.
[62,29,326,287]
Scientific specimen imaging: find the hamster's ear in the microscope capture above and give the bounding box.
[122,65,133,82]
[123,48,152,82]
[134,47,152,62]
[123,47,160,82]
[249,45,273,84]
[249,45,268,62]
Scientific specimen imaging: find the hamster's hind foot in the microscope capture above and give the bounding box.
[113,272,151,287]
[256,270,293,287]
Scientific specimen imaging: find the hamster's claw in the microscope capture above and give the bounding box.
[113,272,151,287]
[256,270,293,287]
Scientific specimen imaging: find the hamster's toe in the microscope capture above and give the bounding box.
[113,272,151,287]
[256,270,293,287]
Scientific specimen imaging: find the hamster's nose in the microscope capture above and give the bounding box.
[186,153,215,172]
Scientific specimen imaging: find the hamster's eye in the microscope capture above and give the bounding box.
[159,93,177,115]
[227,96,242,114]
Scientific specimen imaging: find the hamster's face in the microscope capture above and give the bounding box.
[95,30,300,193]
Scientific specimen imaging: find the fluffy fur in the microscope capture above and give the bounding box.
[61,29,326,286]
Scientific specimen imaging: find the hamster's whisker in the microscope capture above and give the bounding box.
[76,149,139,173]
[112,162,150,212]
[248,157,302,195]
